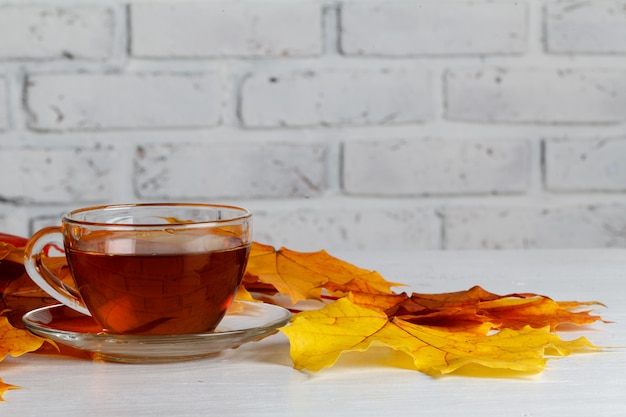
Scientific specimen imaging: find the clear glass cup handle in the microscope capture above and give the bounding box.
[23,227,91,316]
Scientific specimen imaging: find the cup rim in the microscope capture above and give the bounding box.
[63,203,252,228]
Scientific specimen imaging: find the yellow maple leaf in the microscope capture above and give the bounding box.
[0,316,47,400]
[280,298,598,375]
[0,316,46,362]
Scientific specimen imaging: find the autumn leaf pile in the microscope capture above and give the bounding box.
[1,236,51,401]
[0,237,610,400]
[242,243,606,376]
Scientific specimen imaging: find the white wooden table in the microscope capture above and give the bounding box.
[3,250,625,416]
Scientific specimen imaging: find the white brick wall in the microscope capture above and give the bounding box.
[445,205,626,249]
[0,6,113,60]
[253,206,442,252]
[135,142,327,199]
[340,1,527,56]
[1,0,626,251]
[343,138,529,196]
[546,1,626,54]
[0,147,118,203]
[445,68,626,124]
[240,69,432,127]
[26,73,221,131]
[545,137,626,192]
[130,2,322,58]
[0,209,28,237]
[0,77,7,130]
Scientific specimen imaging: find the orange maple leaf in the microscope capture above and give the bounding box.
[386,286,606,331]
[478,296,606,331]
[0,378,19,402]
[0,242,25,265]
[244,242,402,303]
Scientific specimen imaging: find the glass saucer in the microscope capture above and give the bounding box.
[22,301,291,363]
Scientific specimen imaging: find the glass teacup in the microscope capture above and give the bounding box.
[24,203,252,335]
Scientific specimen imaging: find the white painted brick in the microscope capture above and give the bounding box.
[252,206,441,252]
[26,73,221,131]
[135,142,326,199]
[445,68,626,124]
[0,6,112,60]
[342,138,529,196]
[545,137,626,192]
[341,1,527,56]
[0,77,7,130]
[131,2,321,58]
[445,205,626,249]
[30,215,64,233]
[546,1,626,54]
[0,208,28,237]
[0,212,12,235]
[241,69,432,128]
[0,147,118,204]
